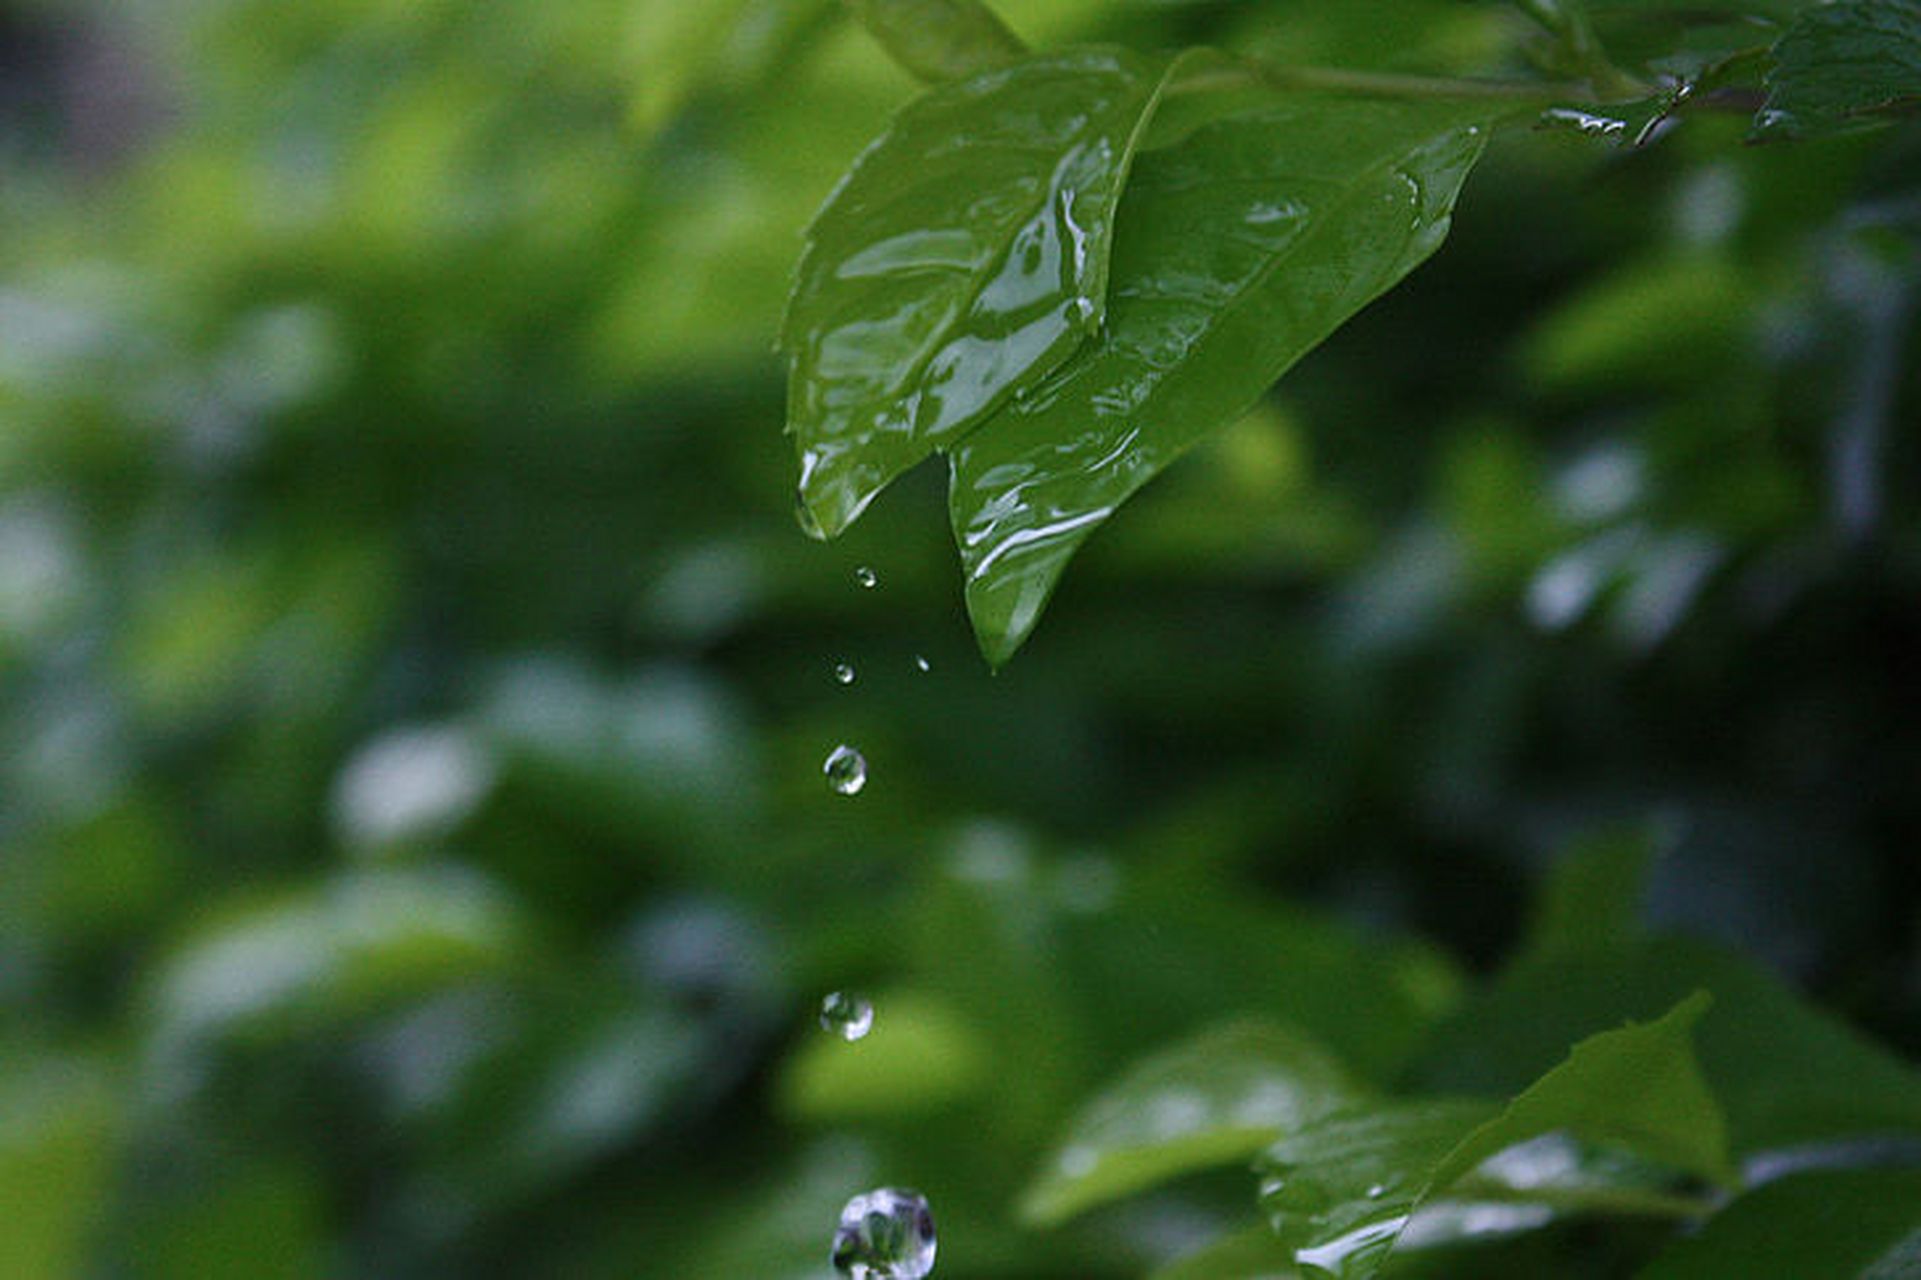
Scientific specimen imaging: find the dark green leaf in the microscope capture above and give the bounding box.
[947,93,1497,662]
[1520,824,1659,962]
[1416,936,1921,1155]
[1021,1019,1367,1226]
[1754,0,1921,139]
[783,47,1180,536]
[1260,995,1728,1279]
[846,0,1028,83]
[1639,1168,1921,1279]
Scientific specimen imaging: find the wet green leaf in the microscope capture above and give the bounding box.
[1416,937,1921,1155]
[948,93,1496,663]
[846,0,1027,83]
[1021,1019,1366,1226]
[1754,0,1921,139]
[1639,1168,1921,1279]
[783,47,1180,536]
[1259,995,1727,1279]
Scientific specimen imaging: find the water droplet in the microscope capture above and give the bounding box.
[795,492,827,541]
[832,1187,936,1280]
[913,655,931,673]
[819,991,874,1041]
[1365,1183,1386,1200]
[834,663,856,686]
[823,745,868,796]
[854,566,878,589]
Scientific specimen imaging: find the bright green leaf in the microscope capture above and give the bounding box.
[947,93,1497,662]
[1260,995,1728,1279]
[1639,1168,1921,1279]
[1429,992,1731,1190]
[846,0,1028,83]
[783,47,1181,536]
[1021,1019,1366,1227]
[1754,0,1921,140]
[1416,936,1921,1155]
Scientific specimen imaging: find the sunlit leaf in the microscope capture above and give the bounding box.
[1753,0,1921,140]
[948,92,1497,663]
[783,47,1182,535]
[1021,1019,1365,1226]
[1640,1168,1921,1278]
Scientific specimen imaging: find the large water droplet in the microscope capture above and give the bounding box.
[834,662,856,686]
[819,991,874,1041]
[832,1187,936,1280]
[854,566,878,589]
[823,745,868,796]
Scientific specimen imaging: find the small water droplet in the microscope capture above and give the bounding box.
[854,566,878,589]
[834,662,856,685]
[823,744,868,796]
[819,991,874,1041]
[913,655,931,673]
[795,492,828,541]
[1366,1183,1386,1200]
[832,1187,936,1280]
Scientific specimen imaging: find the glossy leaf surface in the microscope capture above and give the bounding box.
[1639,1168,1921,1279]
[1021,1018,1366,1226]
[1152,1226,1305,1280]
[948,94,1496,662]
[783,47,1177,536]
[1754,0,1921,139]
[1259,995,1727,1279]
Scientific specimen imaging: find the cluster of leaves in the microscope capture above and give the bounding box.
[786,0,1921,662]
[1,0,1918,1277]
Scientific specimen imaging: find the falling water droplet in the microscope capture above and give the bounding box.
[854,566,878,589]
[818,991,874,1041]
[832,1187,936,1280]
[823,745,868,796]
[913,655,931,673]
[795,492,828,541]
[834,662,856,686]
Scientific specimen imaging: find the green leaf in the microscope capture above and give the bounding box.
[1021,1019,1367,1227]
[1260,995,1728,1279]
[947,93,1497,663]
[1520,824,1659,963]
[846,0,1028,83]
[1415,936,1921,1155]
[1639,1168,1921,1279]
[1258,1099,1500,1278]
[783,47,1181,536]
[1753,0,1921,140]
[1429,992,1731,1190]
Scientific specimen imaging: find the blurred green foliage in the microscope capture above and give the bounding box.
[1,0,1918,1276]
